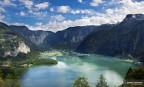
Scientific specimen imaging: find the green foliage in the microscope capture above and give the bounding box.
[119,67,144,87]
[6,73,19,80]
[0,70,3,77]
[4,79,21,87]
[0,78,4,87]
[25,58,58,65]
[125,67,133,79]
[1,68,17,79]
[73,76,91,87]
[12,51,39,61]
[37,58,58,65]
[0,51,58,67]
[0,67,27,80]
[96,74,109,87]
[0,67,22,87]
[0,70,3,86]
[125,67,144,80]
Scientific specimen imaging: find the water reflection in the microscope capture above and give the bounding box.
[20,56,134,87]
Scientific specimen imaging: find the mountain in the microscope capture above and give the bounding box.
[1,14,144,59]
[46,25,115,50]
[46,26,97,50]
[9,25,54,49]
[76,14,144,58]
[9,25,98,50]
[0,22,30,58]
[7,23,114,51]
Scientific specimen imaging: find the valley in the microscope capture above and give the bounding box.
[0,14,144,87]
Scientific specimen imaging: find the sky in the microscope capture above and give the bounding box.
[0,0,144,32]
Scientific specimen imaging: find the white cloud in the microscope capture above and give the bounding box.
[0,7,5,13]
[105,0,144,16]
[19,0,33,9]
[26,0,144,32]
[51,15,65,21]
[90,0,103,6]
[9,16,109,32]
[35,2,49,10]
[19,11,26,16]
[71,9,96,15]
[51,6,96,15]
[0,14,5,21]
[28,14,122,32]
[50,8,54,12]
[57,6,71,13]
[28,10,48,17]
[17,0,49,17]
[0,0,16,6]
[35,22,42,26]
[121,0,144,14]
[78,0,83,3]
[71,10,80,14]
[3,0,144,33]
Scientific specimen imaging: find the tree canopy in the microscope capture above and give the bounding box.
[96,74,109,87]
[73,76,91,87]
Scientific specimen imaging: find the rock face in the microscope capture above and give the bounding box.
[47,24,115,50]
[9,25,98,50]
[8,24,114,51]
[0,22,30,57]
[46,26,97,50]
[17,42,30,54]
[9,25,54,47]
[76,14,144,58]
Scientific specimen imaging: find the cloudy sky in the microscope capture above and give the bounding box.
[0,0,144,32]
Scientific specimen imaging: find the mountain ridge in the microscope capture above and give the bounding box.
[0,22,30,58]
[76,14,144,59]
[1,14,144,59]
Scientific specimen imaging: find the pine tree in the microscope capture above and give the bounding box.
[96,74,109,87]
[5,74,20,87]
[0,70,4,87]
[125,67,132,79]
[73,76,91,87]
[0,70,3,77]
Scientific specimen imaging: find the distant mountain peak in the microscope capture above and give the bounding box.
[10,25,28,30]
[0,22,8,27]
[125,14,144,20]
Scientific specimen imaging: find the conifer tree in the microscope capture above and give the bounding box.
[73,76,91,87]
[96,74,109,87]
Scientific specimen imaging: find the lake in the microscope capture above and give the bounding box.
[20,55,135,87]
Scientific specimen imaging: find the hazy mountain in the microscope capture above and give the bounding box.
[46,26,97,50]
[9,25,54,49]
[76,14,144,58]
[9,25,98,50]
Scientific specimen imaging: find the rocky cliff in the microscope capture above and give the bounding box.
[9,25,54,47]
[46,26,97,50]
[0,22,30,58]
[9,25,98,50]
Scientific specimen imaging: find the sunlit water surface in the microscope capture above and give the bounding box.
[20,55,135,87]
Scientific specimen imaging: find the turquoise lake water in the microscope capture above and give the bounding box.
[20,55,135,87]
